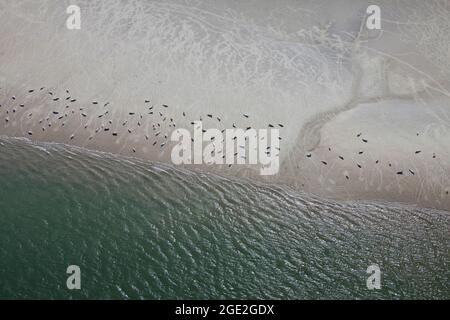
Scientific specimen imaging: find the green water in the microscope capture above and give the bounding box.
[0,137,449,299]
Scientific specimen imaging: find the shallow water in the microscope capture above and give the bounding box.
[0,136,448,299]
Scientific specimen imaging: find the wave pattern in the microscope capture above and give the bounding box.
[0,137,449,299]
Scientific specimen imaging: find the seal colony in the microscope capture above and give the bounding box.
[1,82,449,210]
[0,0,449,210]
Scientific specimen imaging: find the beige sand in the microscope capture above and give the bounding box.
[1,0,449,210]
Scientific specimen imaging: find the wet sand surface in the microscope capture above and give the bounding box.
[1,0,449,210]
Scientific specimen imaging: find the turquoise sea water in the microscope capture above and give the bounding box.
[0,136,448,299]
